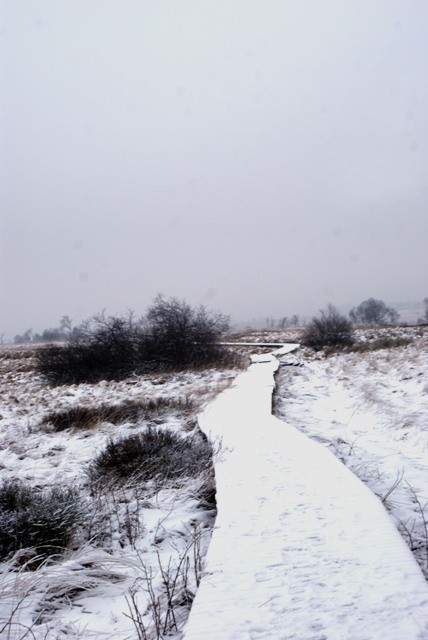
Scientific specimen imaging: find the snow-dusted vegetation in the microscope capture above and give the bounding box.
[0,345,240,639]
[1,324,427,638]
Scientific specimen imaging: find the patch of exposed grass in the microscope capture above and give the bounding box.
[353,336,412,351]
[325,335,412,355]
[42,396,194,432]
[0,346,37,374]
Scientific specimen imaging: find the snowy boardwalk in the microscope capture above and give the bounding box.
[183,348,428,640]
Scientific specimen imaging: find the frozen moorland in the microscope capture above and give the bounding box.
[0,346,239,639]
[1,325,428,639]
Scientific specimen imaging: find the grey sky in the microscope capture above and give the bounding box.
[1,1,427,338]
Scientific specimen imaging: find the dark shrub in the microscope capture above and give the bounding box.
[36,298,234,385]
[88,427,213,488]
[0,479,84,561]
[144,295,230,369]
[301,304,354,351]
[36,313,148,385]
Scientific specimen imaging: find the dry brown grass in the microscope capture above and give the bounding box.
[224,327,302,343]
[0,345,38,374]
[324,335,412,356]
[42,396,195,432]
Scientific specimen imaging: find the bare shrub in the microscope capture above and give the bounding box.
[0,479,85,562]
[36,312,147,385]
[36,297,235,385]
[125,526,208,639]
[88,427,213,488]
[301,304,354,351]
[86,485,147,549]
[144,295,230,370]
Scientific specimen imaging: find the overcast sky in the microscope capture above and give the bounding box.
[1,1,427,338]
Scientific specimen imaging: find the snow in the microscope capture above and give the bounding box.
[0,354,237,639]
[273,328,428,578]
[183,341,428,640]
[1,332,428,639]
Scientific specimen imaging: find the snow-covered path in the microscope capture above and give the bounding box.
[183,348,428,640]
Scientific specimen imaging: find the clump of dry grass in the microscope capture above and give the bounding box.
[0,479,85,563]
[350,335,412,352]
[87,427,213,489]
[323,334,412,356]
[0,346,37,374]
[42,396,194,432]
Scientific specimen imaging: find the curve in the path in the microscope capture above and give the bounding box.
[183,346,428,640]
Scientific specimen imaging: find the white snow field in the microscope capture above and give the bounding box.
[183,345,428,640]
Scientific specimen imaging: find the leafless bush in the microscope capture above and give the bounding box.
[81,484,147,550]
[36,297,234,385]
[36,312,148,384]
[87,427,213,488]
[301,304,354,351]
[125,526,207,639]
[144,294,231,370]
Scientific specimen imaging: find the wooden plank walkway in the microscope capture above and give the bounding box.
[183,350,428,640]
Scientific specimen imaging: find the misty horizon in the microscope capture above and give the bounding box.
[1,2,427,340]
[6,295,427,344]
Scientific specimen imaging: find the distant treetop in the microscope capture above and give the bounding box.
[349,298,399,325]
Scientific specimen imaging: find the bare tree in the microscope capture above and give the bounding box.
[349,298,399,325]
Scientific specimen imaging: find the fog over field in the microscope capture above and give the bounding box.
[1,1,428,338]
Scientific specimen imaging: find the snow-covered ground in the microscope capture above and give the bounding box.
[183,336,428,640]
[274,326,428,579]
[0,346,240,639]
[1,327,427,639]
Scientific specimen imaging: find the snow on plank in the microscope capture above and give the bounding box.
[183,350,428,640]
